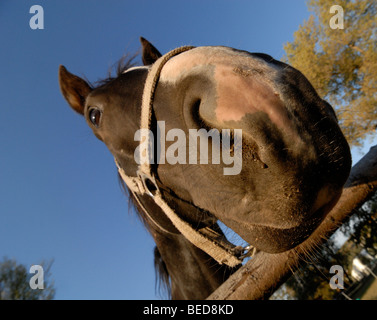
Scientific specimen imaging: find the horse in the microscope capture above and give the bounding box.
[58,37,351,299]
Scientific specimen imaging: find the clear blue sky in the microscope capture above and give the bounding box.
[0,0,372,300]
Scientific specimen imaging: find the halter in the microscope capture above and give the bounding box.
[116,46,254,267]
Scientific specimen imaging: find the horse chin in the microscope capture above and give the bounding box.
[242,214,325,253]
[224,199,338,254]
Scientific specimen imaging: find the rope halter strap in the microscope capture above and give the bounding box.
[116,46,253,268]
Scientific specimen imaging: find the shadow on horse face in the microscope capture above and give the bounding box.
[59,38,351,254]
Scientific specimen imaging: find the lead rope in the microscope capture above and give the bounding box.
[116,46,254,267]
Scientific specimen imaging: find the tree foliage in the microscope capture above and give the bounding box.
[0,257,55,300]
[346,193,377,257]
[283,0,377,146]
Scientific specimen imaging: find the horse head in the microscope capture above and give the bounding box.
[59,37,351,268]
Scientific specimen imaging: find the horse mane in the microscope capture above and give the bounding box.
[89,53,139,89]
[153,246,172,299]
[117,173,172,299]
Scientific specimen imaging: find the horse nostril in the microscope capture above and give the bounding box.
[193,99,201,110]
[192,99,202,123]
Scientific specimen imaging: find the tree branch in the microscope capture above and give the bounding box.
[207,145,377,300]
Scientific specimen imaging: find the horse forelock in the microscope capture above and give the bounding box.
[91,53,139,88]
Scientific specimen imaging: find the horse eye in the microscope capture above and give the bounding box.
[89,108,102,127]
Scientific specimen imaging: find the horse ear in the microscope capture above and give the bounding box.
[58,65,92,115]
[140,37,162,65]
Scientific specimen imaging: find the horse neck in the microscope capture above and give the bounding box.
[152,229,235,299]
[130,190,237,299]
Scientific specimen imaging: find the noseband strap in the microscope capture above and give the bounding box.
[116,46,253,267]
